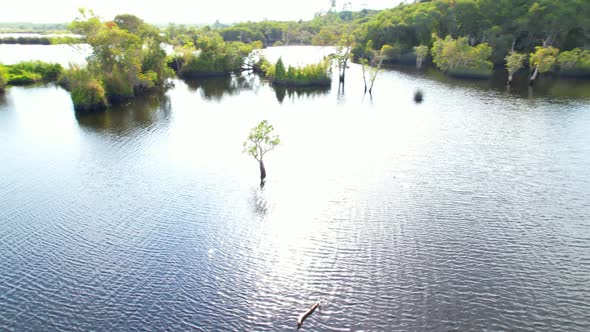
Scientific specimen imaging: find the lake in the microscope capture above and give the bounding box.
[1,46,589,331]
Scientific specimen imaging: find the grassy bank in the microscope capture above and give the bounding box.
[0,61,63,85]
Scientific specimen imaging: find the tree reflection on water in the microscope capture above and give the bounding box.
[273,85,331,104]
[74,93,172,134]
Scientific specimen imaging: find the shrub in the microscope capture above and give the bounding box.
[557,48,590,77]
[71,79,107,111]
[3,61,63,84]
[0,65,7,91]
[6,72,43,84]
[61,65,107,111]
[103,69,134,101]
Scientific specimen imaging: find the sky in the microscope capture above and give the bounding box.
[0,0,405,24]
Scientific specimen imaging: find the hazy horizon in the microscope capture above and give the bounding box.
[0,0,404,25]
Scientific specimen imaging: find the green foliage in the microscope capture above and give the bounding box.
[0,65,7,91]
[360,44,389,92]
[505,51,527,76]
[71,79,107,111]
[557,48,590,75]
[530,46,559,74]
[2,61,63,85]
[260,57,331,87]
[274,58,286,81]
[350,0,589,64]
[414,45,429,62]
[312,29,338,45]
[163,9,379,47]
[431,35,493,75]
[6,72,42,84]
[68,10,170,107]
[175,33,259,77]
[162,1,588,68]
[103,68,134,101]
[243,120,280,162]
[49,36,83,45]
[380,44,401,62]
[61,65,107,111]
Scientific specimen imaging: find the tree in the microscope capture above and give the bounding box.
[335,34,354,83]
[414,45,429,69]
[505,51,527,84]
[360,44,388,95]
[557,48,590,75]
[368,52,385,95]
[274,58,286,81]
[431,35,493,77]
[68,9,170,105]
[243,120,280,187]
[379,44,400,62]
[529,46,559,85]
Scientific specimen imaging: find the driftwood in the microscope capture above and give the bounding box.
[297,301,321,329]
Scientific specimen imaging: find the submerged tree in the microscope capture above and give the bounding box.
[505,51,527,84]
[334,34,354,83]
[414,45,429,69]
[557,48,590,75]
[243,120,280,187]
[529,46,559,85]
[361,43,388,95]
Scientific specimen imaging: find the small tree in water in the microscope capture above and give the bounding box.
[529,46,559,85]
[414,45,429,69]
[243,120,280,187]
[505,51,527,85]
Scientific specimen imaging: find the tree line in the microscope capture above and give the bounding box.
[163,0,589,83]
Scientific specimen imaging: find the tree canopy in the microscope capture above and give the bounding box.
[243,120,280,163]
[65,10,171,110]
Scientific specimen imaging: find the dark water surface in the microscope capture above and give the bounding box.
[1,46,590,331]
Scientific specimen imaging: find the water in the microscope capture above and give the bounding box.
[0,44,90,66]
[1,46,589,331]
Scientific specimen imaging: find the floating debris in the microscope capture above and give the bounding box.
[297,301,321,329]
